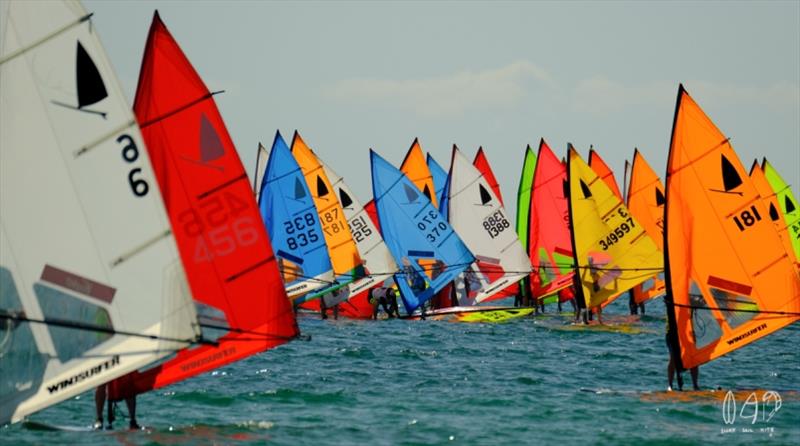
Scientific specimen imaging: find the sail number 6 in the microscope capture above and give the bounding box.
[117,134,149,197]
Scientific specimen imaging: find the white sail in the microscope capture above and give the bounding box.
[254,142,269,202]
[0,0,199,424]
[319,163,397,307]
[447,147,532,304]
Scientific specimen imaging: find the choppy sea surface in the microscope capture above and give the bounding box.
[3,300,799,445]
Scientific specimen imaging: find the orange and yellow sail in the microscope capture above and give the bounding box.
[567,145,662,308]
[291,132,363,289]
[626,149,667,304]
[664,84,800,370]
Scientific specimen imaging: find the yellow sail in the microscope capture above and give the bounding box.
[664,84,800,370]
[400,138,438,208]
[567,145,662,308]
[626,149,666,304]
[291,132,363,281]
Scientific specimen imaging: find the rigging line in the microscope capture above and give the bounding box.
[0,13,93,65]
[0,311,217,346]
[138,90,225,128]
[670,302,800,317]
[197,323,310,341]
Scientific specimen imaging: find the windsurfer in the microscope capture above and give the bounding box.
[666,332,700,391]
[370,286,399,319]
[94,384,140,430]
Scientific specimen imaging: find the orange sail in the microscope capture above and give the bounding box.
[588,148,623,200]
[626,149,666,304]
[749,161,799,270]
[664,84,800,370]
[290,132,363,293]
[400,138,438,207]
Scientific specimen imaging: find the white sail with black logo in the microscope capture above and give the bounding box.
[0,0,199,424]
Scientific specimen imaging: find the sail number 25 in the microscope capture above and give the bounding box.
[179,192,259,263]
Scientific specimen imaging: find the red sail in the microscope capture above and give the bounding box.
[528,140,575,298]
[110,12,297,398]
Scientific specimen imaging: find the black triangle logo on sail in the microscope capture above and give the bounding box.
[316,176,329,197]
[579,179,592,199]
[423,184,433,201]
[655,188,666,206]
[769,203,780,221]
[199,114,225,162]
[786,196,797,214]
[294,178,307,200]
[562,179,569,198]
[721,154,743,192]
[339,189,353,208]
[478,184,492,205]
[76,41,107,108]
[403,183,419,203]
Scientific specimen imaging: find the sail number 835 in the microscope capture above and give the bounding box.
[282,212,320,250]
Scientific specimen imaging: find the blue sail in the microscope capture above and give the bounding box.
[258,131,334,300]
[426,153,448,207]
[371,150,474,313]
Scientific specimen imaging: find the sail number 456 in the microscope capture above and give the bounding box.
[179,192,259,263]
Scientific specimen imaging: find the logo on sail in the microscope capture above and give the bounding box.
[180,114,226,171]
[52,41,109,118]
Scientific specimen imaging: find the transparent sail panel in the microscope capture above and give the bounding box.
[193,302,229,343]
[709,287,758,330]
[0,267,48,423]
[689,281,722,349]
[33,284,112,363]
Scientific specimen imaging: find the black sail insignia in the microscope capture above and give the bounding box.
[198,114,225,162]
[76,41,107,108]
[655,187,666,206]
[403,183,418,203]
[316,176,329,197]
[294,178,306,199]
[422,184,432,201]
[785,196,797,214]
[769,203,780,221]
[579,179,592,199]
[721,154,743,192]
[338,188,353,208]
[478,184,492,205]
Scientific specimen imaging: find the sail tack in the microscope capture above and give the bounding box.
[110,11,298,398]
[0,1,199,423]
[664,85,800,369]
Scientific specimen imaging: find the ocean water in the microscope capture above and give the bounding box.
[3,301,799,445]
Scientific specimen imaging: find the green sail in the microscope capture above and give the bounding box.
[762,159,800,263]
[515,145,537,302]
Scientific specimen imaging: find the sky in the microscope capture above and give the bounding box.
[85,0,800,218]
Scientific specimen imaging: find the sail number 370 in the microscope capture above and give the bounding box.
[417,209,448,243]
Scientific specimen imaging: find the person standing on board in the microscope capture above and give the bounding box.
[665,316,700,391]
[94,384,140,430]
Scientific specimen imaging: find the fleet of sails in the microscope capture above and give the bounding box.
[1,0,798,426]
